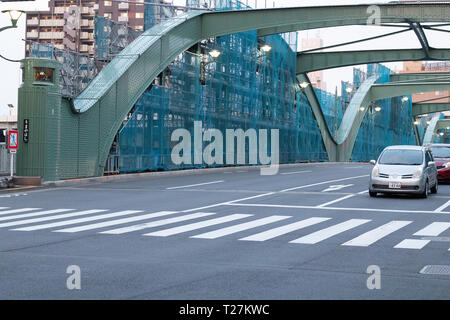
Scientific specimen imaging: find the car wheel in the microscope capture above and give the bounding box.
[431,180,438,194]
[421,180,429,198]
[369,191,377,197]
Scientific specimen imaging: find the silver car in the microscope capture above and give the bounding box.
[369,145,438,198]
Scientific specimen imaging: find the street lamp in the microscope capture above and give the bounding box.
[198,49,222,85]
[208,49,221,60]
[299,81,310,91]
[401,96,409,102]
[258,44,272,59]
[345,87,353,94]
[0,10,25,32]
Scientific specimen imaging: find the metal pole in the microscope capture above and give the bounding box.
[10,152,13,178]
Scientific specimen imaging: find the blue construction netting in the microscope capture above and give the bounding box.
[115,0,418,172]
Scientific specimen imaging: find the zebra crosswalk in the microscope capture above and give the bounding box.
[0,207,450,251]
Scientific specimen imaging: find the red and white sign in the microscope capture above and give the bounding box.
[8,130,19,153]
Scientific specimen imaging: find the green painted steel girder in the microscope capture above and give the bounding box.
[296,74,337,160]
[297,49,450,74]
[254,3,450,37]
[370,82,450,101]
[423,114,443,145]
[390,72,450,82]
[413,103,450,116]
[18,3,450,180]
[435,119,450,130]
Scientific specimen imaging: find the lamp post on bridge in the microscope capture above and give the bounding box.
[0,10,25,33]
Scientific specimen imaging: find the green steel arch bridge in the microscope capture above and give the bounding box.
[16,3,450,181]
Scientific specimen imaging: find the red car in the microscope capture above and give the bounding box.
[428,144,450,182]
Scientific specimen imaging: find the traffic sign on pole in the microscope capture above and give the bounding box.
[8,130,18,153]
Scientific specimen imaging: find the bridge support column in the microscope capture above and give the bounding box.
[17,58,62,181]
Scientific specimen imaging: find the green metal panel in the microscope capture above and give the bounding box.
[17,59,61,181]
[413,103,450,116]
[18,3,450,180]
[435,119,450,130]
[390,72,450,82]
[370,82,450,101]
[297,49,450,74]
[423,114,443,145]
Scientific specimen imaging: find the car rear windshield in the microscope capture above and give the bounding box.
[378,149,423,165]
[430,147,450,158]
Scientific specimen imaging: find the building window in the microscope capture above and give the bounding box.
[120,12,128,17]
[104,13,112,19]
[136,12,144,19]
[104,1,112,6]
[34,67,54,83]
[135,25,143,31]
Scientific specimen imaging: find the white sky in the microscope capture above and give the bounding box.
[0,0,446,116]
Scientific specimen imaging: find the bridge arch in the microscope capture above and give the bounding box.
[17,3,450,180]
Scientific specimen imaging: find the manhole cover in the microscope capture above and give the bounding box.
[420,265,450,275]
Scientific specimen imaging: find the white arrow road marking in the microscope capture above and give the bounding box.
[322,184,354,192]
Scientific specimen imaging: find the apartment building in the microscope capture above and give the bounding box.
[25,0,147,56]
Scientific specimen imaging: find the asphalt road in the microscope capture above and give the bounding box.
[0,163,450,299]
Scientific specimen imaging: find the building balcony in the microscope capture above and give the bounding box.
[80,32,89,39]
[54,7,66,14]
[39,32,65,39]
[26,31,39,38]
[26,19,39,26]
[40,19,65,27]
[118,16,129,22]
[118,3,129,10]
[79,44,89,52]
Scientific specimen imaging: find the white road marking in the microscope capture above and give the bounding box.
[316,194,355,208]
[225,202,450,215]
[434,200,450,213]
[280,175,368,192]
[413,222,450,236]
[55,211,178,233]
[0,208,41,216]
[101,212,215,235]
[394,239,430,250]
[166,180,224,190]
[0,207,8,210]
[239,217,331,242]
[13,210,143,231]
[191,215,291,239]
[290,219,371,244]
[0,209,107,228]
[144,214,252,237]
[0,209,74,222]
[342,221,412,247]
[357,190,369,194]
[280,170,312,175]
[181,192,275,213]
[322,184,354,192]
